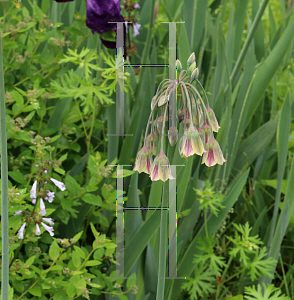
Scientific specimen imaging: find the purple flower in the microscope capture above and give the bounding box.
[30,180,37,200]
[133,23,141,37]
[41,222,54,236]
[13,210,23,216]
[35,224,41,236]
[40,198,46,216]
[18,222,26,239]
[46,191,55,203]
[86,0,124,34]
[50,178,66,191]
[43,217,55,226]
[55,0,126,49]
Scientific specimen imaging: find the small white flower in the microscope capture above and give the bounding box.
[134,3,140,8]
[18,222,26,239]
[40,198,46,216]
[43,217,54,226]
[46,191,55,203]
[32,198,36,204]
[30,180,37,199]
[35,223,41,235]
[14,210,23,215]
[133,23,141,37]
[50,178,66,191]
[41,222,54,236]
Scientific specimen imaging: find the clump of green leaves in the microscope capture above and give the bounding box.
[194,181,225,217]
[244,283,290,300]
[182,219,279,300]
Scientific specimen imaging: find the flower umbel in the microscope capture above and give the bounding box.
[150,152,175,182]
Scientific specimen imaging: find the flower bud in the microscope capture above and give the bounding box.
[158,95,168,107]
[191,67,199,81]
[188,61,196,74]
[152,119,159,136]
[187,52,195,68]
[177,110,184,123]
[168,126,178,146]
[156,116,168,135]
[206,106,221,132]
[201,124,213,145]
[145,133,158,156]
[176,59,182,72]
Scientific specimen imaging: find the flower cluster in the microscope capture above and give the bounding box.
[133,53,226,181]
[15,161,66,239]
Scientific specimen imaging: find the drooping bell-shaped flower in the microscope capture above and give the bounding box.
[202,138,226,167]
[201,123,213,145]
[133,146,153,175]
[145,133,158,156]
[206,106,220,132]
[179,126,205,158]
[150,151,175,182]
[168,126,178,146]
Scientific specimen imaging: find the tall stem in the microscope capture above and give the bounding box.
[156,144,172,300]
[160,104,168,153]
[0,25,9,300]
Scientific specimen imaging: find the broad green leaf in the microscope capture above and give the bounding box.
[49,241,60,261]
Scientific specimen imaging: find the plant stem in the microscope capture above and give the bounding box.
[215,255,234,300]
[156,145,172,300]
[0,25,9,300]
[204,209,209,239]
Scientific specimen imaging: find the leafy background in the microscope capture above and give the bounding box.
[0,0,294,299]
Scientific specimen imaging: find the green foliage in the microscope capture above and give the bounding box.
[244,283,291,300]
[182,263,216,300]
[194,181,225,216]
